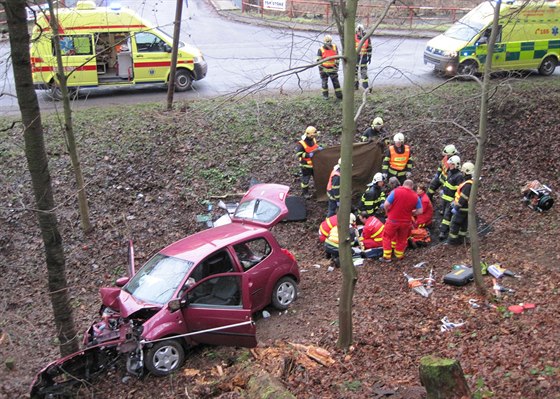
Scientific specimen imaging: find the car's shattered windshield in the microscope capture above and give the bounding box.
[124,254,194,305]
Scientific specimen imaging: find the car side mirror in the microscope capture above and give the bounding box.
[168,298,183,312]
[164,44,172,53]
[115,276,130,287]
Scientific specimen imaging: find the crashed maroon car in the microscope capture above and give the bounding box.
[31,184,300,398]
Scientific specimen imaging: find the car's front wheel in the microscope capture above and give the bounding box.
[145,339,185,376]
[271,276,297,310]
[174,69,193,92]
[538,56,557,76]
[457,60,478,77]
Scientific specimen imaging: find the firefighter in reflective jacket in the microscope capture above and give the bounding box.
[317,35,342,100]
[360,116,389,142]
[428,144,458,203]
[438,155,464,241]
[295,126,323,198]
[447,162,474,245]
[354,24,372,90]
[319,214,337,243]
[382,133,413,185]
[358,212,384,250]
[326,159,341,217]
[323,214,357,267]
[359,172,386,216]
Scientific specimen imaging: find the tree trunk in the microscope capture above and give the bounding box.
[166,0,183,110]
[4,0,79,356]
[336,0,358,351]
[46,0,92,234]
[419,356,471,399]
[470,0,501,296]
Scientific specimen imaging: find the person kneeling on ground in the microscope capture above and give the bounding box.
[321,213,357,267]
[358,212,384,259]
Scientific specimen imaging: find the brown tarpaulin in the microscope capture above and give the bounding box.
[312,141,385,202]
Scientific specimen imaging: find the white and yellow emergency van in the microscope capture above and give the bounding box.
[31,0,207,98]
[424,0,560,76]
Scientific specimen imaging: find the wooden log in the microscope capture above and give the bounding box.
[419,356,471,399]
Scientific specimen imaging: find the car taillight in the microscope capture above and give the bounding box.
[281,248,296,261]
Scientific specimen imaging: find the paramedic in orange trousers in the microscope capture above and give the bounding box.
[380,179,423,262]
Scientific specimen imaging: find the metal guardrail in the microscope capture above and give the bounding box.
[241,0,471,28]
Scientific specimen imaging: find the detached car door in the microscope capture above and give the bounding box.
[181,273,257,348]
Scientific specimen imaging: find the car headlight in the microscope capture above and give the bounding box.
[443,50,458,58]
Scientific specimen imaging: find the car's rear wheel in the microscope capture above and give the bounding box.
[145,339,185,376]
[538,56,557,76]
[457,60,478,77]
[271,276,297,310]
[48,81,78,101]
[174,69,193,92]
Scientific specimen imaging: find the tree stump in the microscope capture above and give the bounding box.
[419,356,471,399]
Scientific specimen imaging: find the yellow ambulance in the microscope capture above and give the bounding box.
[31,0,207,99]
[424,0,560,76]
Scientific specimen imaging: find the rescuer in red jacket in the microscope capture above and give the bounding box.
[414,183,433,228]
[380,179,423,262]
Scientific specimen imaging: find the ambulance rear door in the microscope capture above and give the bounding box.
[132,30,172,84]
[55,33,98,87]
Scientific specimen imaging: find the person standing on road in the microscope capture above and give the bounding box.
[360,117,389,142]
[380,179,422,262]
[326,158,341,217]
[295,126,323,198]
[447,162,475,245]
[382,133,413,185]
[317,35,342,100]
[438,155,464,241]
[354,24,372,90]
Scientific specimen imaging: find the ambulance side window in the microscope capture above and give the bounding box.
[53,35,93,56]
[135,32,167,53]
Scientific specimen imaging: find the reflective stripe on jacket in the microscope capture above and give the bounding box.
[454,179,473,211]
[354,34,370,56]
[361,216,384,243]
[298,138,319,167]
[325,226,339,248]
[442,168,464,203]
[327,168,341,200]
[319,215,337,242]
[389,145,410,171]
[319,45,338,69]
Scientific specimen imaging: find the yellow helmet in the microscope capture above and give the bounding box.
[443,144,458,156]
[372,117,384,128]
[461,161,475,175]
[305,126,317,137]
[323,35,333,44]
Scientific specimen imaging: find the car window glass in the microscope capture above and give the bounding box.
[234,199,280,224]
[189,250,234,284]
[188,276,241,307]
[135,32,167,53]
[53,35,93,56]
[234,238,271,271]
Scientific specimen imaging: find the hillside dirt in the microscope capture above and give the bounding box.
[1,80,559,399]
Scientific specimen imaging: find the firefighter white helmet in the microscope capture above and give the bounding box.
[356,24,365,33]
[305,126,317,137]
[368,172,384,186]
[323,35,333,44]
[443,144,458,156]
[448,155,461,168]
[349,213,356,224]
[393,133,405,143]
[372,117,384,128]
[461,161,475,175]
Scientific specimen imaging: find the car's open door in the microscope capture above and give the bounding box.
[180,273,257,348]
[231,184,290,229]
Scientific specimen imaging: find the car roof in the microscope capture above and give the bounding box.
[158,223,269,263]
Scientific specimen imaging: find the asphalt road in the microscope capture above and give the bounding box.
[2,0,553,114]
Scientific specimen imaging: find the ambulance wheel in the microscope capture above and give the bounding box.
[457,60,478,77]
[174,70,193,92]
[145,339,185,376]
[47,82,77,101]
[538,56,557,76]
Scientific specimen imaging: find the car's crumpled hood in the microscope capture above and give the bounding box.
[100,287,160,318]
